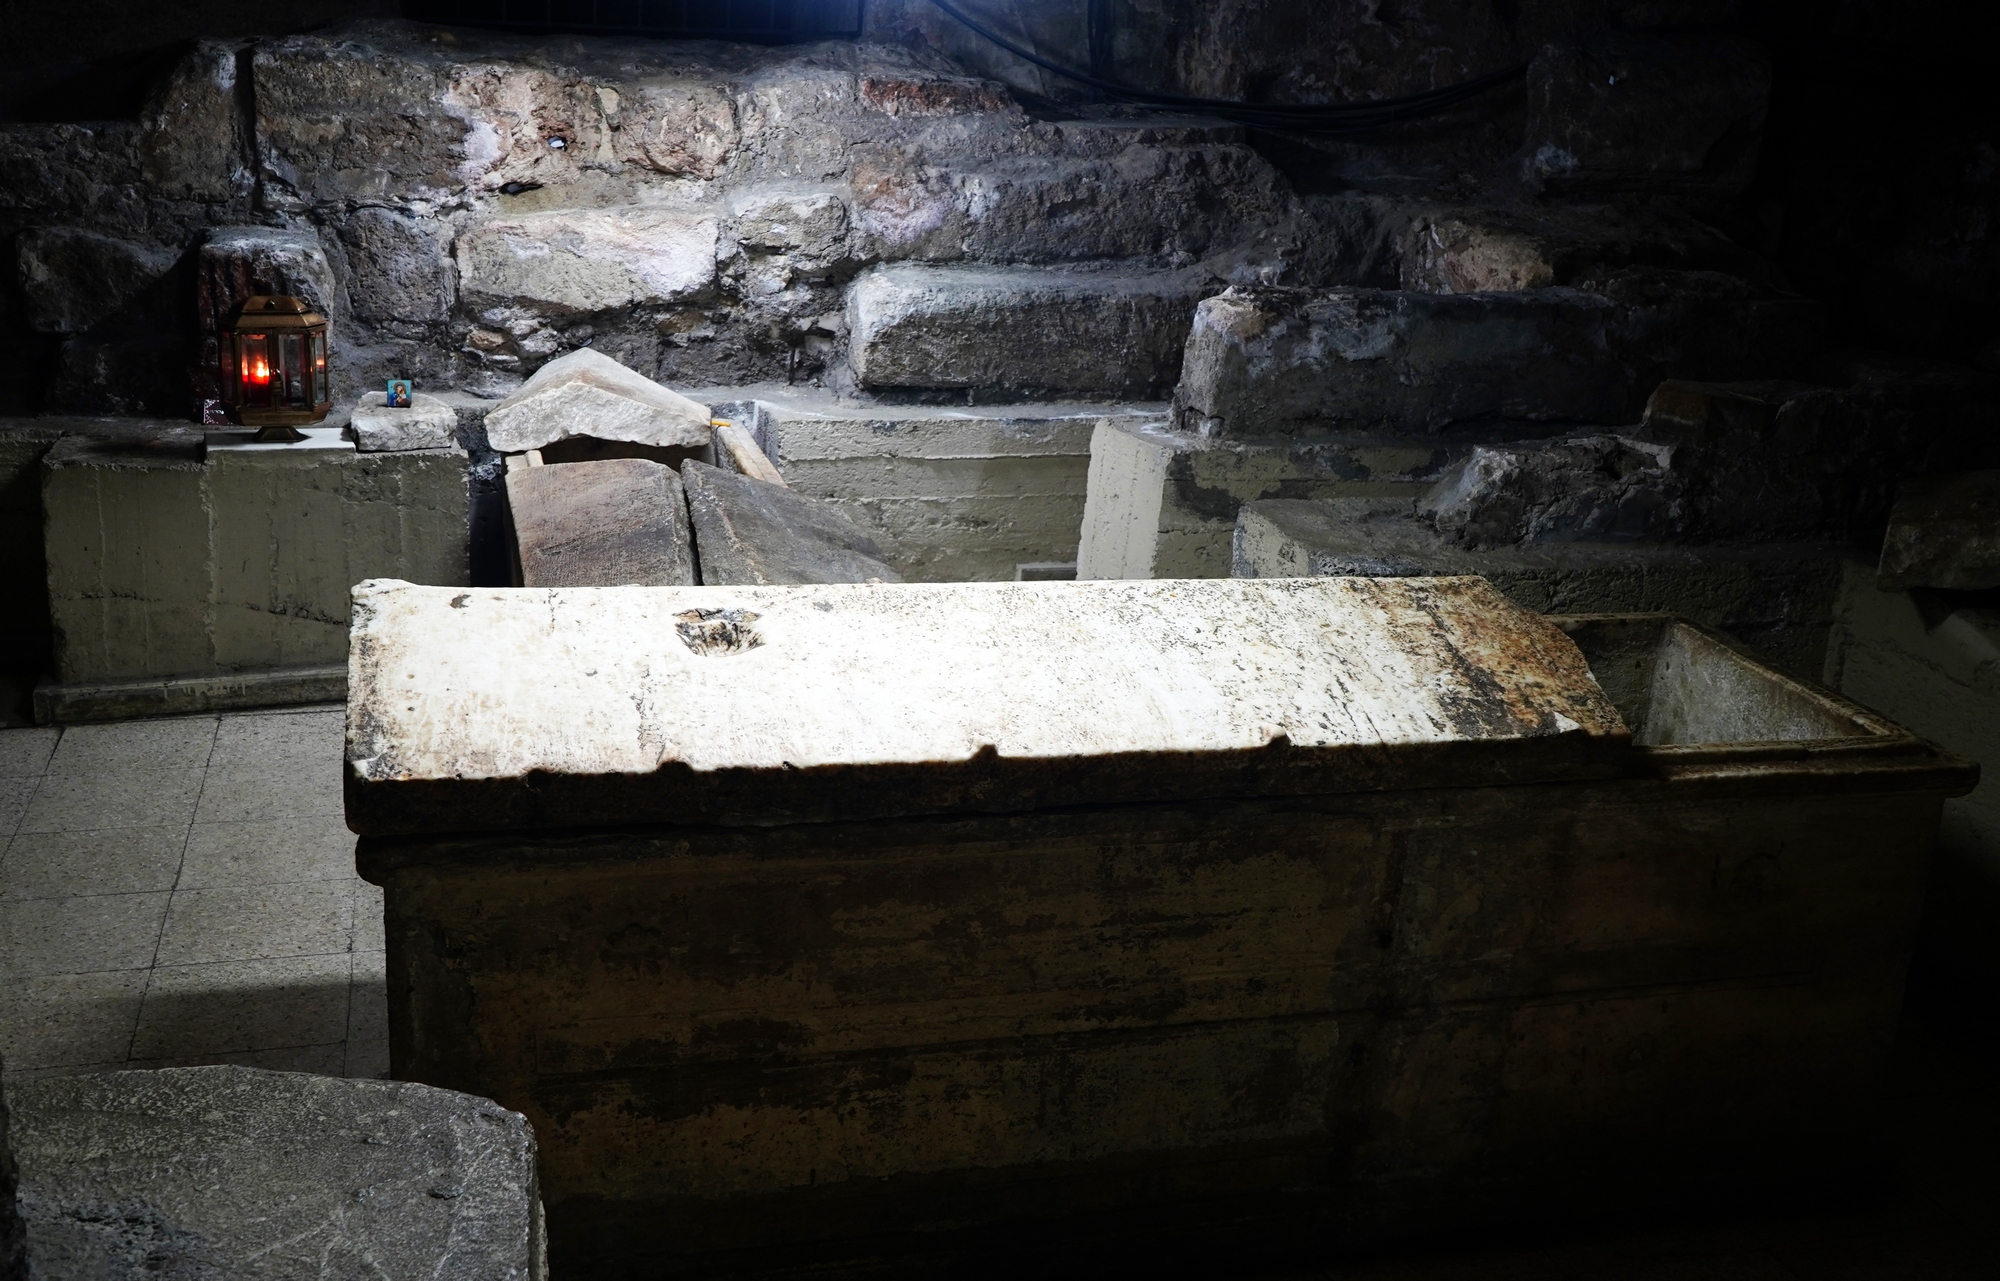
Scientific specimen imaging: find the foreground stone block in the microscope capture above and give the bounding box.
[847,264,1209,397]
[1875,471,2000,591]
[506,458,695,587]
[484,348,712,454]
[350,390,459,452]
[681,460,900,586]
[7,1066,543,1280]
[1234,497,1845,678]
[343,577,1968,1274]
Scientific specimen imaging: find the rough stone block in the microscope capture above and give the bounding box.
[507,458,696,588]
[7,1066,544,1280]
[456,208,718,316]
[484,348,712,454]
[351,390,460,452]
[1234,497,1846,679]
[335,206,456,336]
[1875,471,2000,591]
[847,264,1209,397]
[138,40,251,203]
[15,227,178,335]
[1418,434,1684,549]
[681,459,901,586]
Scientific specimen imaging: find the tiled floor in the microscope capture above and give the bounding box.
[0,706,383,1082]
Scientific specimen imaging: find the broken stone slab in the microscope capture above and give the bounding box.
[1418,434,1686,549]
[681,459,901,586]
[483,348,713,454]
[342,575,1630,837]
[507,458,696,588]
[1877,471,2000,592]
[847,264,1210,397]
[350,390,460,452]
[6,1066,544,1281]
[1234,497,1847,680]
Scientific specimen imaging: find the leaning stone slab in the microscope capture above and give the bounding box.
[342,575,1630,836]
[350,390,460,452]
[681,459,901,586]
[7,1066,544,1280]
[507,458,695,587]
[484,348,712,454]
[1876,471,2000,592]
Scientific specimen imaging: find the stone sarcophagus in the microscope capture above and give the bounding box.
[345,578,1973,1276]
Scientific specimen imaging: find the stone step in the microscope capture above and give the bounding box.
[846,264,1213,399]
[1233,497,1847,680]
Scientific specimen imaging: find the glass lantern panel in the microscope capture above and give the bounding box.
[312,331,329,405]
[281,333,305,405]
[238,333,272,407]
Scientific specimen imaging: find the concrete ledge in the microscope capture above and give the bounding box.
[34,665,346,724]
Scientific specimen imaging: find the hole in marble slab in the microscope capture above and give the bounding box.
[675,608,762,656]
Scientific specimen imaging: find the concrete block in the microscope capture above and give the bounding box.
[351,390,460,452]
[484,348,712,454]
[751,392,1150,581]
[507,458,696,588]
[847,264,1209,397]
[7,1066,544,1280]
[681,460,901,586]
[1076,417,1456,581]
[1876,470,2000,591]
[1233,497,1846,678]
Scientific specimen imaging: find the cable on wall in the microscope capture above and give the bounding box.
[925,0,1527,134]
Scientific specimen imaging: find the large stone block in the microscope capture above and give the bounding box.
[507,458,696,588]
[7,1066,544,1280]
[1419,434,1685,549]
[15,228,178,335]
[847,264,1209,397]
[484,348,712,453]
[138,40,251,203]
[334,206,456,336]
[681,459,901,586]
[456,208,718,317]
[1875,471,2000,592]
[1233,497,1846,679]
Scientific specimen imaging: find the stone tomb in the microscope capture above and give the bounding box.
[343,577,1970,1274]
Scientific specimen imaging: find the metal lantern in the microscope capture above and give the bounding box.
[221,295,330,437]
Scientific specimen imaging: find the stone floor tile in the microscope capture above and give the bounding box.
[46,716,218,774]
[127,1042,348,1075]
[155,882,356,966]
[346,950,389,1079]
[0,726,60,777]
[353,880,385,952]
[0,775,35,838]
[0,891,170,977]
[0,969,147,1069]
[177,814,358,888]
[0,826,188,899]
[18,767,206,834]
[208,706,346,771]
[192,758,344,824]
[129,952,352,1058]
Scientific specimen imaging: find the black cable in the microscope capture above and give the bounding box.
[925,0,1526,134]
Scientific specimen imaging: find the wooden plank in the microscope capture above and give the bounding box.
[711,419,787,487]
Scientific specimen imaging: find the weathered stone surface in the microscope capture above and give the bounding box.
[138,39,250,204]
[724,191,850,270]
[1876,471,2000,592]
[483,348,712,453]
[343,574,1629,836]
[334,207,455,336]
[1,1055,22,1281]
[351,390,460,453]
[195,225,341,401]
[8,1066,543,1280]
[848,264,1209,397]
[1419,434,1684,549]
[1234,497,1848,679]
[1395,203,1784,295]
[507,458,695,587]
[1525,32,1770,203]
[681,459,901,587]
[456,208,718,317]
[15,228,178,335]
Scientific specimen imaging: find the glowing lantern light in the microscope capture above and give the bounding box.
[220,295,330,441]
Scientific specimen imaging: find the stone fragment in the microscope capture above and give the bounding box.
[484,348,712,454]
[351,390,460,452]
[456,208,718,316]
[1876,471,2000,592]
[1418,435,1685,549]
[1233,497,1847,679]
[7,1066,544,1280]
[847,264,1209,397]
[725,192,850,268]
[1525,33,1770,202]
[507,458,696,587]
[138,40,250,203]
[15,228,178,335]
[681,460,901,585]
